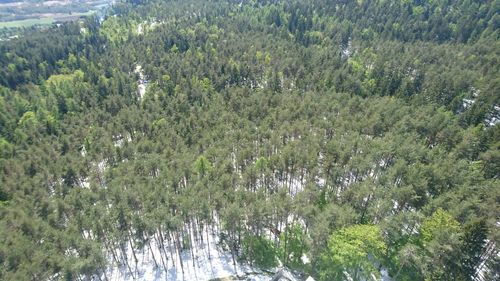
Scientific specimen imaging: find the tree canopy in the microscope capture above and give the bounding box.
[0,0,498,280]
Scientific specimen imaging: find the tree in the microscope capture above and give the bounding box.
[279,223,307,269]
[319,224,386,281]
[194,155,212,177]
[242,234,277,268]
[460,219,488,280]
[418,209,462,280]
[0,0,498,279]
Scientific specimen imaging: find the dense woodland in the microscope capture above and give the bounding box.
[0,0,499,280]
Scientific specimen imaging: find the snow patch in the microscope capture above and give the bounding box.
[341,38,353,59]
[462,98,474,110]
[485,105,500,127]
[102,230,271,281]
[97,160,107,175]
[79,178,90,189]
[80,145,87,157]
[113,134,132,148]
[301,254,310,265]
[135,65,148,100]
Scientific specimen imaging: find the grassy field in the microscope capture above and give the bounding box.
[0,11,96,29]
[0,18,54,28]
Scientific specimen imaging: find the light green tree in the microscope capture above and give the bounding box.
[194,155,212,177]
[319,224,386,281]
[418,209,462,280]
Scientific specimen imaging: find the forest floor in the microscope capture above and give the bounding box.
[103,229,272,281]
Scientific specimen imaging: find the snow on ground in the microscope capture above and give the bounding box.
[341,38,352,59]
[137,23,144,35]
[97,159,107,174]
[316,177,325,187]
[380,268,393,281]
[80,145,87,157]
[113,134,132,147]
[485,105,500,127]
[135,65,147,100]
[79,177,90,189]
[301,254,310,265]
[103,229,272,281]
[135,19,165,35]
[462,98,474,110]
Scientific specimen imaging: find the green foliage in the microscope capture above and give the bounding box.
[0,0,498,279]
[242,235,277,268]
[279,223,307,269]
[100,16,133,43]
[194,155,212,177]
[255,157,268,171]
[417,209,464,280]
[319,225,386,281]
[419,209,460,245]
[460,219,488,279]
[0,138,13,158]
[17,111,37,128]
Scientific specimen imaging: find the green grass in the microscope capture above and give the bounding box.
[0,18,54,28]
[0,11,96,29]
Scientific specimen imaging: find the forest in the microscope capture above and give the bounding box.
[0,0,499,280]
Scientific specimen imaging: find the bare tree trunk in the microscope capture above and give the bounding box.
[188,222,196,268]
[120,243,134,279]
[196,217,203,244]
[127,230,139,276]
[173,232,184,274]
[230,235,237,268]
[103,239,119,266]
[165,231,176,269]
[101,267,109,281]
[147,237,158,268]
[96,271,103,281]
[206,224,211,260]
[155,234,169,273]
[283,224,288,266]
[154,230,168,273]
[360,193,372,223]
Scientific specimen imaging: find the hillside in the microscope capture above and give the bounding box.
[0,0,114,38]
[0,0,114,21]
[0,0,499,280]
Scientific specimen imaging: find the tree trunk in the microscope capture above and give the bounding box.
[188,222,196,268]
[155,233,168,273]
[120,243,134,279]
[101,267,109,281]
[155,230,169,273]
[230,239,237,269]
[206,224,211,260]
[127,230,139,276]
[360,193,372,223]
[283,225,288,266]
[173,232,184,274]
[165,231,176,270]
[147,237,158,268]
[102,232,119,266]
